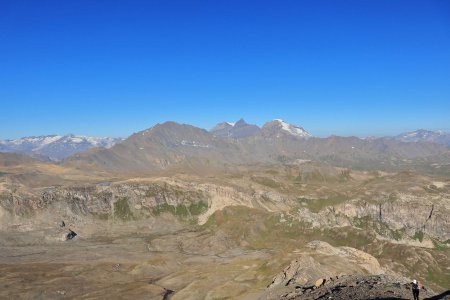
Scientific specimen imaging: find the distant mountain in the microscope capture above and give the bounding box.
[262,119,311,138]
[210,119,260,138]
[393,129,450,146]
[4,121,448,174]
[0,134,122,161]
[66,121,245,173]
[64,121,450,174]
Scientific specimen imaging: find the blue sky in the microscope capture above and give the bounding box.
[1,0,449,139]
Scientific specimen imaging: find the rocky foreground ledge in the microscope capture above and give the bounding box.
[261,274,449,300]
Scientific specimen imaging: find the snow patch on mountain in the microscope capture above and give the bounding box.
[272,119,311,138]
[393,129,450,146]
[180,140,211,148]
[0,135,123,161]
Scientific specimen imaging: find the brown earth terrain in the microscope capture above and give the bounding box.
[1,124,449,299]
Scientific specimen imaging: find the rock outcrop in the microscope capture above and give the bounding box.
[0,179,292,229]
[293,193,450,242]
[269,274,442,300]
[267,241,384,290]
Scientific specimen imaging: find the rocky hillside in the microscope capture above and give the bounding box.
[261,241,447,299]
[265,274,444,299]
[266,241,385,289]
[1,167,449,297]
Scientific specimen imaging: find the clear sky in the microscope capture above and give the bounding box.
[1,0,449,139]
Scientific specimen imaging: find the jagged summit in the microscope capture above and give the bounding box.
[234,118,248,126]
[210,122,233,132]
[210,118,311,139]
[262,119,311,138]
[210,118,260,138]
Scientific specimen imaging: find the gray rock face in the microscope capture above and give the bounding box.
[347,196,450,242]
[0,181,208,220]
[294,194,450,242]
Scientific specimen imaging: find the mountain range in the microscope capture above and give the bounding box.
[393,129,450,146]
[0,134,122,161]
[0,120,449,168]
[210,118,311,139]
[62,120,450,175]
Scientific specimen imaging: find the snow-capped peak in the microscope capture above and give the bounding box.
[7,135,63,146]
[226,122,235,126]
[0,134,123,161]
[272,119,311,138]
[34,135,64,150]
[394,129,450,146]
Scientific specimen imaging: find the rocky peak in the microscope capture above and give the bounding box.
[210,118,260,138]
[262,119,311,138]
[234,118,248,127]
[210,122,233,132]
[131,121,213,147]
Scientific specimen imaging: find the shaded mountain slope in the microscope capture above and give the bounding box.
[0,152,38,167]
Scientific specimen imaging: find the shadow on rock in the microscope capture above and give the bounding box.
[426,290,450,300]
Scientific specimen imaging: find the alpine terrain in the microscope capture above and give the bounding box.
[1,120,449,299]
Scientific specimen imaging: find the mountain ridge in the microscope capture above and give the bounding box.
[210,118,261,138]
[62,121,450,175]
[393,129,450,146]
[2,123,449,171]
[0,134,123,161]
